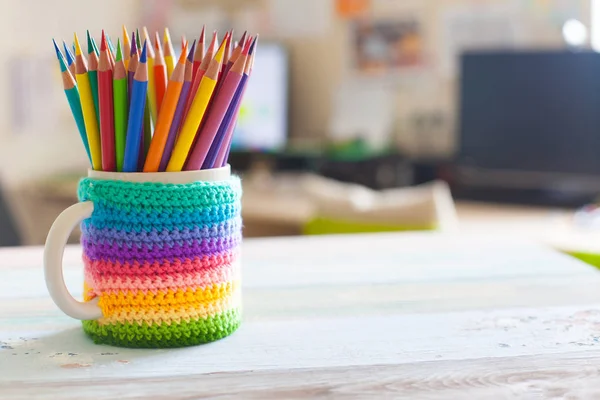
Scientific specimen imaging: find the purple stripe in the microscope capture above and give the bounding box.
[81,233,241,263]
[80,217,241,244]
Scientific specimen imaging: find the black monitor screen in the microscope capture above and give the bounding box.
[458,51,600,175]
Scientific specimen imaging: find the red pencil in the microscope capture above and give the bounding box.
[154,31,168,115]
[192,25,205,81]
[98,31,115,171]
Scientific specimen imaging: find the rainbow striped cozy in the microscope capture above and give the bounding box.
[77,176,242,348]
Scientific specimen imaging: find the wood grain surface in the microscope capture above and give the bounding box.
[2,232,600,399]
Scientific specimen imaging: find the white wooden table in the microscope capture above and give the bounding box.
[3,232,600,399]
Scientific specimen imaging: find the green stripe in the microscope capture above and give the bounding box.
[88,70,100,123]
[82,309,241,348]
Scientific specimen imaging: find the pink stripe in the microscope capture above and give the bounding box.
[84,261,237,293]
[83,251,238,277]
[184,72,243,170]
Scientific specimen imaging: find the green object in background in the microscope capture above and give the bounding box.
[303,217,436,235]
[565,251,600,269]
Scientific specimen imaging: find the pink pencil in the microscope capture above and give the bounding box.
[184,41,248,170]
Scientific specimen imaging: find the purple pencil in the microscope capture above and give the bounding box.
[159,41,196,171]
[203,72,247,169]
[214,39,256,167]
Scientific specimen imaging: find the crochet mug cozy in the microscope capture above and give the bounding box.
[44,166,242,348]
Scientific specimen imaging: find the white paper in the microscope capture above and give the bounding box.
[439,3,524,77]
[329,80,395,150]
[268,0,332,38]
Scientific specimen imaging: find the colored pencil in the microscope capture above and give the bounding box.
[122,25,131,70]
[106,35,116,69]
[113,39,128,172]
[74,33,102,170]
[163,28,176,78]
[215,47,255,168]
[183,31,217,121]
[214,31,234,95]
[53,39,91,163]
[142,27,158,124]
[86,31,100,121]
[192,26,205,81]
[144,44,187,172]
[98,31,115,172]
[159,41,195,171]
[127,32,139,104]
[224,31,247,78]
[166,38,225,172]
[63,41,76,78]
[203,39,254,169]
[185,36,248,170]
[123,42,148,172]
[153,31,168,115]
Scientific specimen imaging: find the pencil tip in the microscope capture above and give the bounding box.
[116,38,123,61]
[86,30,93,54]
[100,30,106,51]
[249,35,258,55]
[130,32,138,55]
[140,41,148,62]
[73,33,82,56]
[154,31,161,50]
[200,25,205,41]
[178,43,188,63]
[214,36,227,63]
[188,40,196,62]
[164,27,171,43]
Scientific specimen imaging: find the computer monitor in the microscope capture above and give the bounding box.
[455,50,600,206]
[229,43,288,152]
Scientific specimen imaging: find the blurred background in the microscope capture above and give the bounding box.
[3,0,600,247]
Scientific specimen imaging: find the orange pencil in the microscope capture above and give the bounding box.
[153,31,168,115]
[144,44,187,172]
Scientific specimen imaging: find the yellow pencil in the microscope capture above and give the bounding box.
[163,28,176,78]
[143,27,158,124]
[122,25,131,70]
[74,32,102,170]
[166,39,225,172]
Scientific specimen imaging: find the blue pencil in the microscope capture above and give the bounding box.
[123,41,149,172]
[62,41,76,77]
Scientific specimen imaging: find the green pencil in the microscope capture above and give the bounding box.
[113,40,128,172]
[87,31,100,122]
[52,39,91,163]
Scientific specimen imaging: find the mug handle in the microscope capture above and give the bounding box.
[43,201,103,320]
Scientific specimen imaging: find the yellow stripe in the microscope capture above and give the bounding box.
[99,289,240,325]
[166,76,217,171]
[146,55,158,124]
[97,281,235,314]
[76,72,102,170]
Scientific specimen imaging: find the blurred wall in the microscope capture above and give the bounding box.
[0,0,139,186]
[0,0,592,187]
